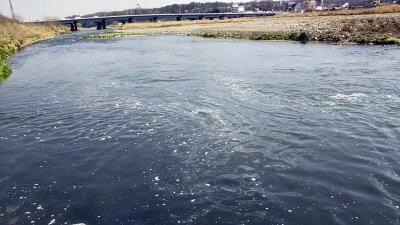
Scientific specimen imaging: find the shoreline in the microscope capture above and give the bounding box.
[94,12,400,46]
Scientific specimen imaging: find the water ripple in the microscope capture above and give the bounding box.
[0,35,399,225]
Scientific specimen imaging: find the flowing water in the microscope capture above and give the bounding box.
[0,33,399,225]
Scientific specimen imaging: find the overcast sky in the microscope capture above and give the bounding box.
[0,0,249,21]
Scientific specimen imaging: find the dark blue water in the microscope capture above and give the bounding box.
[0,34,399,225]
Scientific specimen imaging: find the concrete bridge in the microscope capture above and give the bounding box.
[54,12,276,31]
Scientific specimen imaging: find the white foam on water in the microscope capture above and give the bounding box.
[330,93,367,101]
[48,219,56,225]
[385,94,400,102]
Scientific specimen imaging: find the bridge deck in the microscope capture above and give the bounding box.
[42,12,276,31]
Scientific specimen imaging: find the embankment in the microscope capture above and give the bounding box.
[0,16,67,79]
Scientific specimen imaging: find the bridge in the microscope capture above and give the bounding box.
[53,12,276,31]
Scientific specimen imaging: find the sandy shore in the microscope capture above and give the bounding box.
[110,13,400,44]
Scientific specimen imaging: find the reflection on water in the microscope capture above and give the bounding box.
[0,34,399,225]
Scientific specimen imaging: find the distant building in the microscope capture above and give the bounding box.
[303,0,317,11]
[294,2,304,12]
[272,0,291,5]
[285,1,297,11]
[316,0,324,6]
[232,3,245,13]
[371,0,381,5]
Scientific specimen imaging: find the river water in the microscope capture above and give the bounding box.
[0,33,399,225]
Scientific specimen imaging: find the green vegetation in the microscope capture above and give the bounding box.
[351,36,400,45]
[194,31,400,45]
[193,31,312,42]
[86,31,145,39]
[0,60,12,79]
[0,42,15,79]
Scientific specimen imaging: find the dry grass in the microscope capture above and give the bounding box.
[279,4,400,17]
[0,15,67,49]
[0,15,68,79]
[112,17,257,30]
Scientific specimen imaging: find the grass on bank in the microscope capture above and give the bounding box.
[350,36,400,45]
[193,31,400,45]
[86,31,145,39]
[193,31,312,42]
[0,15,67,79]
[280,4,400,17]
[0,42,14,79]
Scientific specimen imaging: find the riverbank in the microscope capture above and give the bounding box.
[0,16,67,79]
[104,7,400,45]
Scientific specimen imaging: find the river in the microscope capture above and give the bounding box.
[0,33,399,225]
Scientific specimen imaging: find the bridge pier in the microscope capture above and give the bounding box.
[96,22,102,30]
[70,22,78,31]
[198,16,204,20]
[95,20,107,30]
[128,18,133,23]
[176,16,182,21]
[219,16,226,20]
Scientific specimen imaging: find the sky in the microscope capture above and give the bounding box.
[0,0,249,21]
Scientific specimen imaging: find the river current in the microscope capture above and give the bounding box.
[0,33,399,225]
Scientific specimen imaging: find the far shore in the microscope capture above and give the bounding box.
[92,5,400,46]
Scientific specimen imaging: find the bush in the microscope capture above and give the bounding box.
[0,59,11,79]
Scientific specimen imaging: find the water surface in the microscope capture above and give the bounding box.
[0,34,399,225]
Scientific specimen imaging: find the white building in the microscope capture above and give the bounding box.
[232,3,245,13]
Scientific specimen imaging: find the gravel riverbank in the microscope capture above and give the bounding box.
[113,13,400,44]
